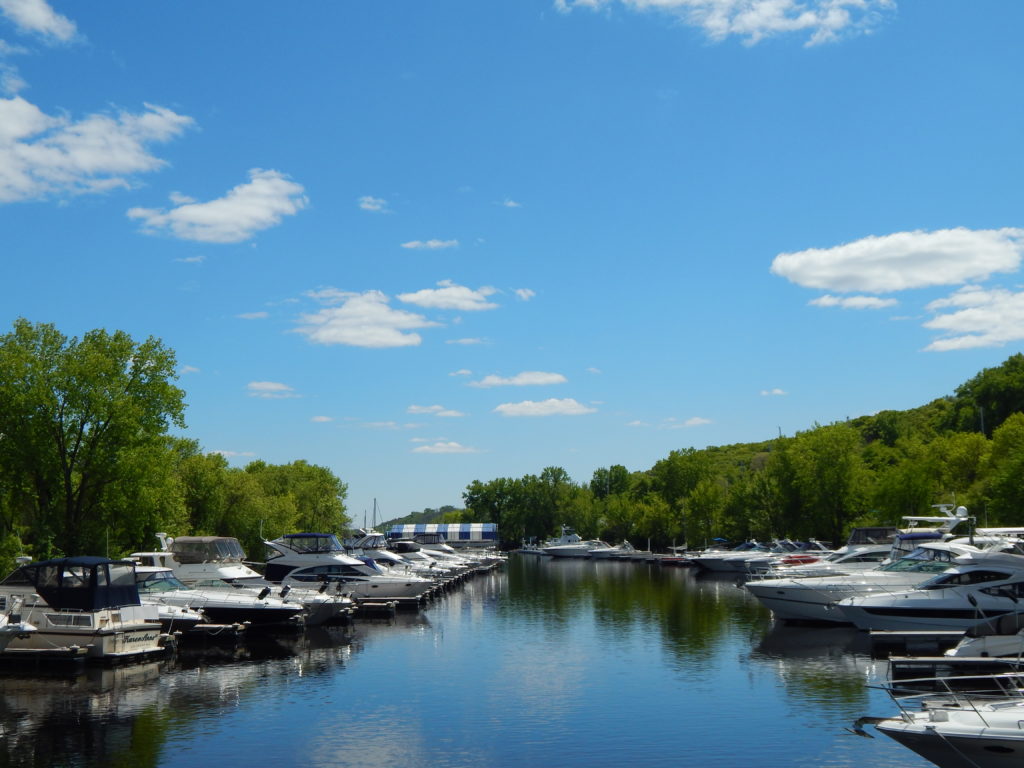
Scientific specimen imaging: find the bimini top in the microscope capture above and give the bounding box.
[387,523,498,543]
[0,556,142,610]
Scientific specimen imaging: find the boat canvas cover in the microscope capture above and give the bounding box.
[2,556,142,610]
[387,523,498,543]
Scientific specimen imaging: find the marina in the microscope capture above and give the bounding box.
[0,551,938,768]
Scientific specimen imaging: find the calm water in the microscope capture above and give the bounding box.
[0,557,932,768]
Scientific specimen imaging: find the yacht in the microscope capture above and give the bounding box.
[0,556,164,660]
[133,535,355,625]
[857,673,1024,768]
[744,537,991,624]
[262,533,436,601]
[134,566,305,627]
[543,538,613,558]
[837,548,1024,631]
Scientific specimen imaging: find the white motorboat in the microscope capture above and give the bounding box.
[589,540,640,559]
[688,540,766,572]
[543,537,613,558]
[757,542,894,579]
[134,535,354,625]
[837,548,1024,632]
[857,673,1024,768]
[744,537,994,624]
[262,533,436,601]
[0,556,163,660]
[134,566,305,627]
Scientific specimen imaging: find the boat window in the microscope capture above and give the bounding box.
[60,565,91,589]
[921,570,1012,589]
[47,613,92,627]
[982,582,1024,600]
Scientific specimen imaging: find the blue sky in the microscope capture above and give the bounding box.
[3,0,1023,521]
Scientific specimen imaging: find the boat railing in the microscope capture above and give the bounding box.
[876,672,1024,728]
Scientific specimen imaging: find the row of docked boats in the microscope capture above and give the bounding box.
[0,530,505,667]
[518,526,654,560]
[679,503,1024,767]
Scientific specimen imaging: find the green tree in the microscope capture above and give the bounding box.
[0,319,186,556]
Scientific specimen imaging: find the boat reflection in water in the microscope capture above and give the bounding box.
[0,557,929,768]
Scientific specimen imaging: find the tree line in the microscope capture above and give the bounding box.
[0,319,349,574]
[3,317,1024,570]
[456,356,1024,550]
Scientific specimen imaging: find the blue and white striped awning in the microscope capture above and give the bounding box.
[387,523,498,542]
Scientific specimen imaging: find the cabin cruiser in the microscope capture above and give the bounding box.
[589,541,641,559]
[756,542,894,579]
[689,540,766,572]
[0,557,163,660]
[387,540,462,579]
[543,538,613,558]
[837,547,1024,631]
[857,673,1024,768]
[744,537,996,624]
[134,566,304,627]
[262,533,436,601]
[945,609,1024,658]
[133,536,354,626]
[345,530,442,577]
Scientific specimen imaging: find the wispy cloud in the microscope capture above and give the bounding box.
[469,371,567,388]
[179,365,200,375]
[211,449,257,459]
[553,0,896,47]
[661,416,712,429]
[0,0,77,42]
[0,97,193,203]
[401,239,458,250]
[412,441,479,454]
[310,415,334,423]
[247,381,299,399]
[500,198,522,208]
[128,168,307,243]
[398,280,499,311]
[358,195,390,213]
[236,311,269,320]
[175,255,205,264]
[772,228,1024,294]
[449,369,473,377]
[493,398,597,417]
[446,337,486,345]
[407,404,465,418]
[760,388,787,397]
[514,288,536,301]
[294,289,439,348]
[809,294,898,310]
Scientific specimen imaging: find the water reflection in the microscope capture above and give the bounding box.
[0,559,930,768]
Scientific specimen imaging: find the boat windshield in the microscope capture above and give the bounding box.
[279,534,345,554]
[878,548,959,573]
[171,538,247,563]
[137,571,190,592]
[917,569,1014,590]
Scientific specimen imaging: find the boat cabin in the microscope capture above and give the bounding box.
[0,556,142,610]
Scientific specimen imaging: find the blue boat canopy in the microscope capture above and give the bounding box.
[387,523,498,544]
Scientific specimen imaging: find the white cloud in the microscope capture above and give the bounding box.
[412,441,479,454]
[446,337,486,345]
[493,398,597,417]
[626,420,649,427]
[500,198,522,208]
[553,0,894,46]
[469,371,567,388]
[310,415,334,423]
[127,168,307,243]
[294,289,439,348]
[449,369,473,377]
[236,311,269,320]
[212,450,257,459]
[771,228,1024,294]
[358,195,390,212]
[363,421,400,430]
[398,280,499,311]
[0,0,76,41]
[923,286,1024,351]
[175,255,205,264]
[661,416,712,429]
[400,239,458,250]
[809,294,898,310]
[514,288,536,301]
[247,381,299,399]
[587,367,602,374]
[407,404,465,418]
[0,97,193,203]
[179,365,200,375]
[760,388,787,396]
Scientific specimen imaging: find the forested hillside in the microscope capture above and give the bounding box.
[3,317,1024,568]
[456,355,1024,549]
